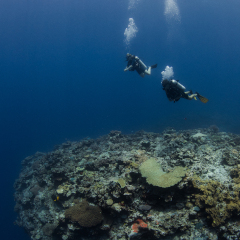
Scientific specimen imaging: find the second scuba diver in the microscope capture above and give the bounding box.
[124,53,157,78]
[161,79,209,103]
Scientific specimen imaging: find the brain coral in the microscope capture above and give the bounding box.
[139,158,186,188]
[65,200,103,227]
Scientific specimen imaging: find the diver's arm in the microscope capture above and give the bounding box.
[124,65,133,71]
[144,66,151,75]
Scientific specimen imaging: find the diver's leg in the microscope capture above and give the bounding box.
[184,90,193,95]
[188,94,197,100]
[144,66,151,75]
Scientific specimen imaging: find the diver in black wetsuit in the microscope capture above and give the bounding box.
[124,53,157,78]
[161,79,208,103]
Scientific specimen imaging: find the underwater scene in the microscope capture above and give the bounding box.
[1,0,240,239]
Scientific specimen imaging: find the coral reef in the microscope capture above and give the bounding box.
[13,128,240,239]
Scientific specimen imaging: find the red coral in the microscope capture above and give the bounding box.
[132,223,139,233]
[131,219,148,233]
[137,219,148,228]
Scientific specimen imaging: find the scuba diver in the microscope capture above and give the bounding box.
[161,79,209,103]
[124,53,157,78]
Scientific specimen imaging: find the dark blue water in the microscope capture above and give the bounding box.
[1,0,240,239]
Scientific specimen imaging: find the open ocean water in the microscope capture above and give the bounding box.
[0,0,240,239]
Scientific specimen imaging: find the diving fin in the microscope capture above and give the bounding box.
[151,64,157,69]
[196,92,209,103]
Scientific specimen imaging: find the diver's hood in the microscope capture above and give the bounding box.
[126,53,133,61]
[161,79,169,87]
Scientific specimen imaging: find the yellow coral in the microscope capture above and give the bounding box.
[139,158,186,188]
[117,178,126,188]
[192,178,240,227]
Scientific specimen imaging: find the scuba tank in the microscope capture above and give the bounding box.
[170,79,186,91]
[135,57,147,72]
[137,59,147,70]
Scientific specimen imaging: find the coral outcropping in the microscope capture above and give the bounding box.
[13,128,240,240]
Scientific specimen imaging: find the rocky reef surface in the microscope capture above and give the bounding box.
[13,127,240,240]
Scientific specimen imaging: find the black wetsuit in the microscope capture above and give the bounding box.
[126,57,145,75]
[164,82,188,102]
